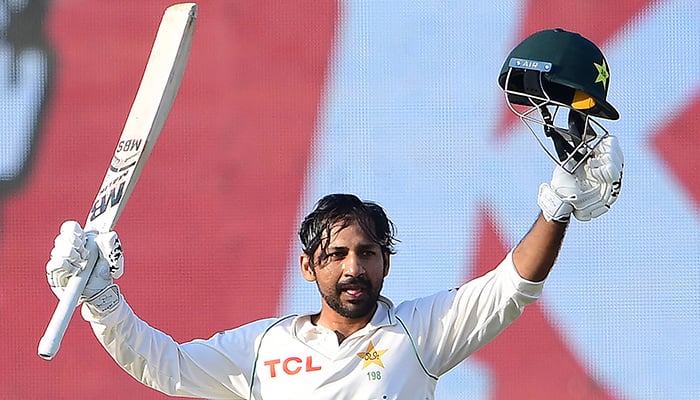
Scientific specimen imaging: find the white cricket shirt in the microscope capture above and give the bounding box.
[82,251,543,399]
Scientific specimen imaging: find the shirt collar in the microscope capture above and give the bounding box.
[291,295,397,341]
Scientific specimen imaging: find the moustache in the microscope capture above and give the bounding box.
[336,277,371,292]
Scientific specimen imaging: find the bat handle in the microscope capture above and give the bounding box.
[38,239,99,360]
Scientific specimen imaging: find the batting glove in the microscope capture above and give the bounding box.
[538,135,624,222]
[46,221,124,314]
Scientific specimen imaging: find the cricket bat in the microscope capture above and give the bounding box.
[37,3,198,360]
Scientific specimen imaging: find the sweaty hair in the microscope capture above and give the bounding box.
[299,194,397,266]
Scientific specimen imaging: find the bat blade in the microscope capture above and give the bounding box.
[37,2,197,360]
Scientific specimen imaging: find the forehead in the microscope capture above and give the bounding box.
[325,220,376,246]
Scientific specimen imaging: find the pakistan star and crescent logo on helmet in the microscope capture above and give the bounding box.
[594,60,610,88]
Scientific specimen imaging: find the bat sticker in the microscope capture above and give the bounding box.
[109,153,139,172]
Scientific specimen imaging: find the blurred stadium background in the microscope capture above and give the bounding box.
[1,0,698,398]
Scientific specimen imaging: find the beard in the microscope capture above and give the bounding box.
[318,277,382,319]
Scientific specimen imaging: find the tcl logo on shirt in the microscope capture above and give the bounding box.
[263,356,322,377]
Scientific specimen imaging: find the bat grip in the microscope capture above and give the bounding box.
[38,239,99,360]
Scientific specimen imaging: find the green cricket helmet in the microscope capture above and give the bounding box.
[498,28,619,173]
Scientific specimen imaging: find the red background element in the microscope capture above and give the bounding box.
[1,1,337,398]
[652,90,700,209]
[467,208,620,399]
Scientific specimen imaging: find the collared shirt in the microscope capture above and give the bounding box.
[82,250,543,399]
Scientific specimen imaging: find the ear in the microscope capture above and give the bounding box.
[300,253,316,282]
[382,251,391,277]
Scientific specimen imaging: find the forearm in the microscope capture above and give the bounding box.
[82,298,249,399]
[81,300,185,395]
[512,213,568,282]
[416,252,544,375]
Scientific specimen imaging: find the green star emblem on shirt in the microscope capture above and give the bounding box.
[594,60,610,88]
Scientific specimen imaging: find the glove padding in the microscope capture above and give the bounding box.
[539,135,624,222]
[46,221,124,313]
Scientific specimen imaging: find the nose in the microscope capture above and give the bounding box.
[341,252,366,277]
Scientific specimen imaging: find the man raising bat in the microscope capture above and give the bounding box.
[44,29,623,399]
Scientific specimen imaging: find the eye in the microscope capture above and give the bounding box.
[361,249,377,257]
[328,250,346,260]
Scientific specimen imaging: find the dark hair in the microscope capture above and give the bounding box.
[299,194,397,266]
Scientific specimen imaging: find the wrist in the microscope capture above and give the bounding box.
[85,284,121,314]
[538,183,573,222]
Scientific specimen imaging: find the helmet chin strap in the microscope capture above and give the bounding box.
[520,70,583,163]
[506,68,610,173]
[528,73,597,167]
[539,105,580,162]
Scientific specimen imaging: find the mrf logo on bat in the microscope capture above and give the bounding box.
[89,139,142,222]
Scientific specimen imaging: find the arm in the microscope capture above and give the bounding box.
[512,215,567,282]
[404,137,624,375]
[82,299,255,399]
[399,250,544,376]
[46,222,253,398]
[516,134,624,282]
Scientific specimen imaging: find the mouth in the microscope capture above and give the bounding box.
[338,282,369,301]
[343,287,364,300]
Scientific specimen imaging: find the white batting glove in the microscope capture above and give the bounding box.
[538,135,624,222]
[46,221,124,314]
